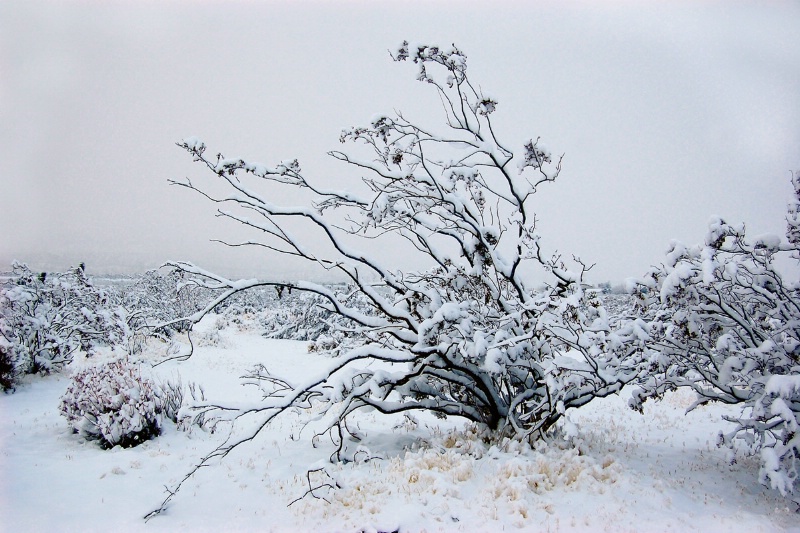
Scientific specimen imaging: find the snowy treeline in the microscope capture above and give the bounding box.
[0,264,361,389]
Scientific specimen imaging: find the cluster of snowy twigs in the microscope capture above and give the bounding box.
[629,174,800,498]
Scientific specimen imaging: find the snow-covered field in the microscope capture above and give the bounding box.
[1,316,797,532]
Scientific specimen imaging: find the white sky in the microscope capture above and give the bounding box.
[1,1,798,283]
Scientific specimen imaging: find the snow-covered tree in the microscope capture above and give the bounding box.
[629,173,800,499]
[148,42,643,516]
[0,262,128,380]
[259,285,374,353]
[124,267,213,335]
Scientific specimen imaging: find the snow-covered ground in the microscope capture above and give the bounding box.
[1,316,797,532]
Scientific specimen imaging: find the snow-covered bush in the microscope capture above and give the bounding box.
[0,341,14,392]
[59,359,161,448]
[600,293,636,322]
[124,267,214,335]
[629,173,800,499]
[259,291,335,340]
[260,285,373,352]
[148,42,643,516]
[123,269,280,348]
[0,262,128,378]
[307,333,341,354]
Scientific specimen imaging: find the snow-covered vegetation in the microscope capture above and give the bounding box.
[0,259,797,528]
[2,41,798,530]
[0,261,128,382]
[158,43,648,514]
[1,317,796,531]
[629,172,800,499]
[59,358,162,449]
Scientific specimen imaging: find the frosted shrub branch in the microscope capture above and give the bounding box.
[147,42,644,517]
[629,172,800,500]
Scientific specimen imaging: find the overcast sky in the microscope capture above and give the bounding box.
[1,1,798,283]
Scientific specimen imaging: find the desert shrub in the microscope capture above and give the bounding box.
[123,267,215,335]
[155,377,185,424]
[307,333,342,354]
[146,41,644,518]
[0,262,128,376]
[600,293,637,326]
[59,359,161,449]
[629,173,800,499]
[168,41,642,441]
[0,342,15,392]
[260,285,372,350]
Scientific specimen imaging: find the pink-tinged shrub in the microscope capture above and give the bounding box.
[59,359,161,449]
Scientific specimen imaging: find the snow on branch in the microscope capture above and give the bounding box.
[629,172,800,501]
[147,41,643,518]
